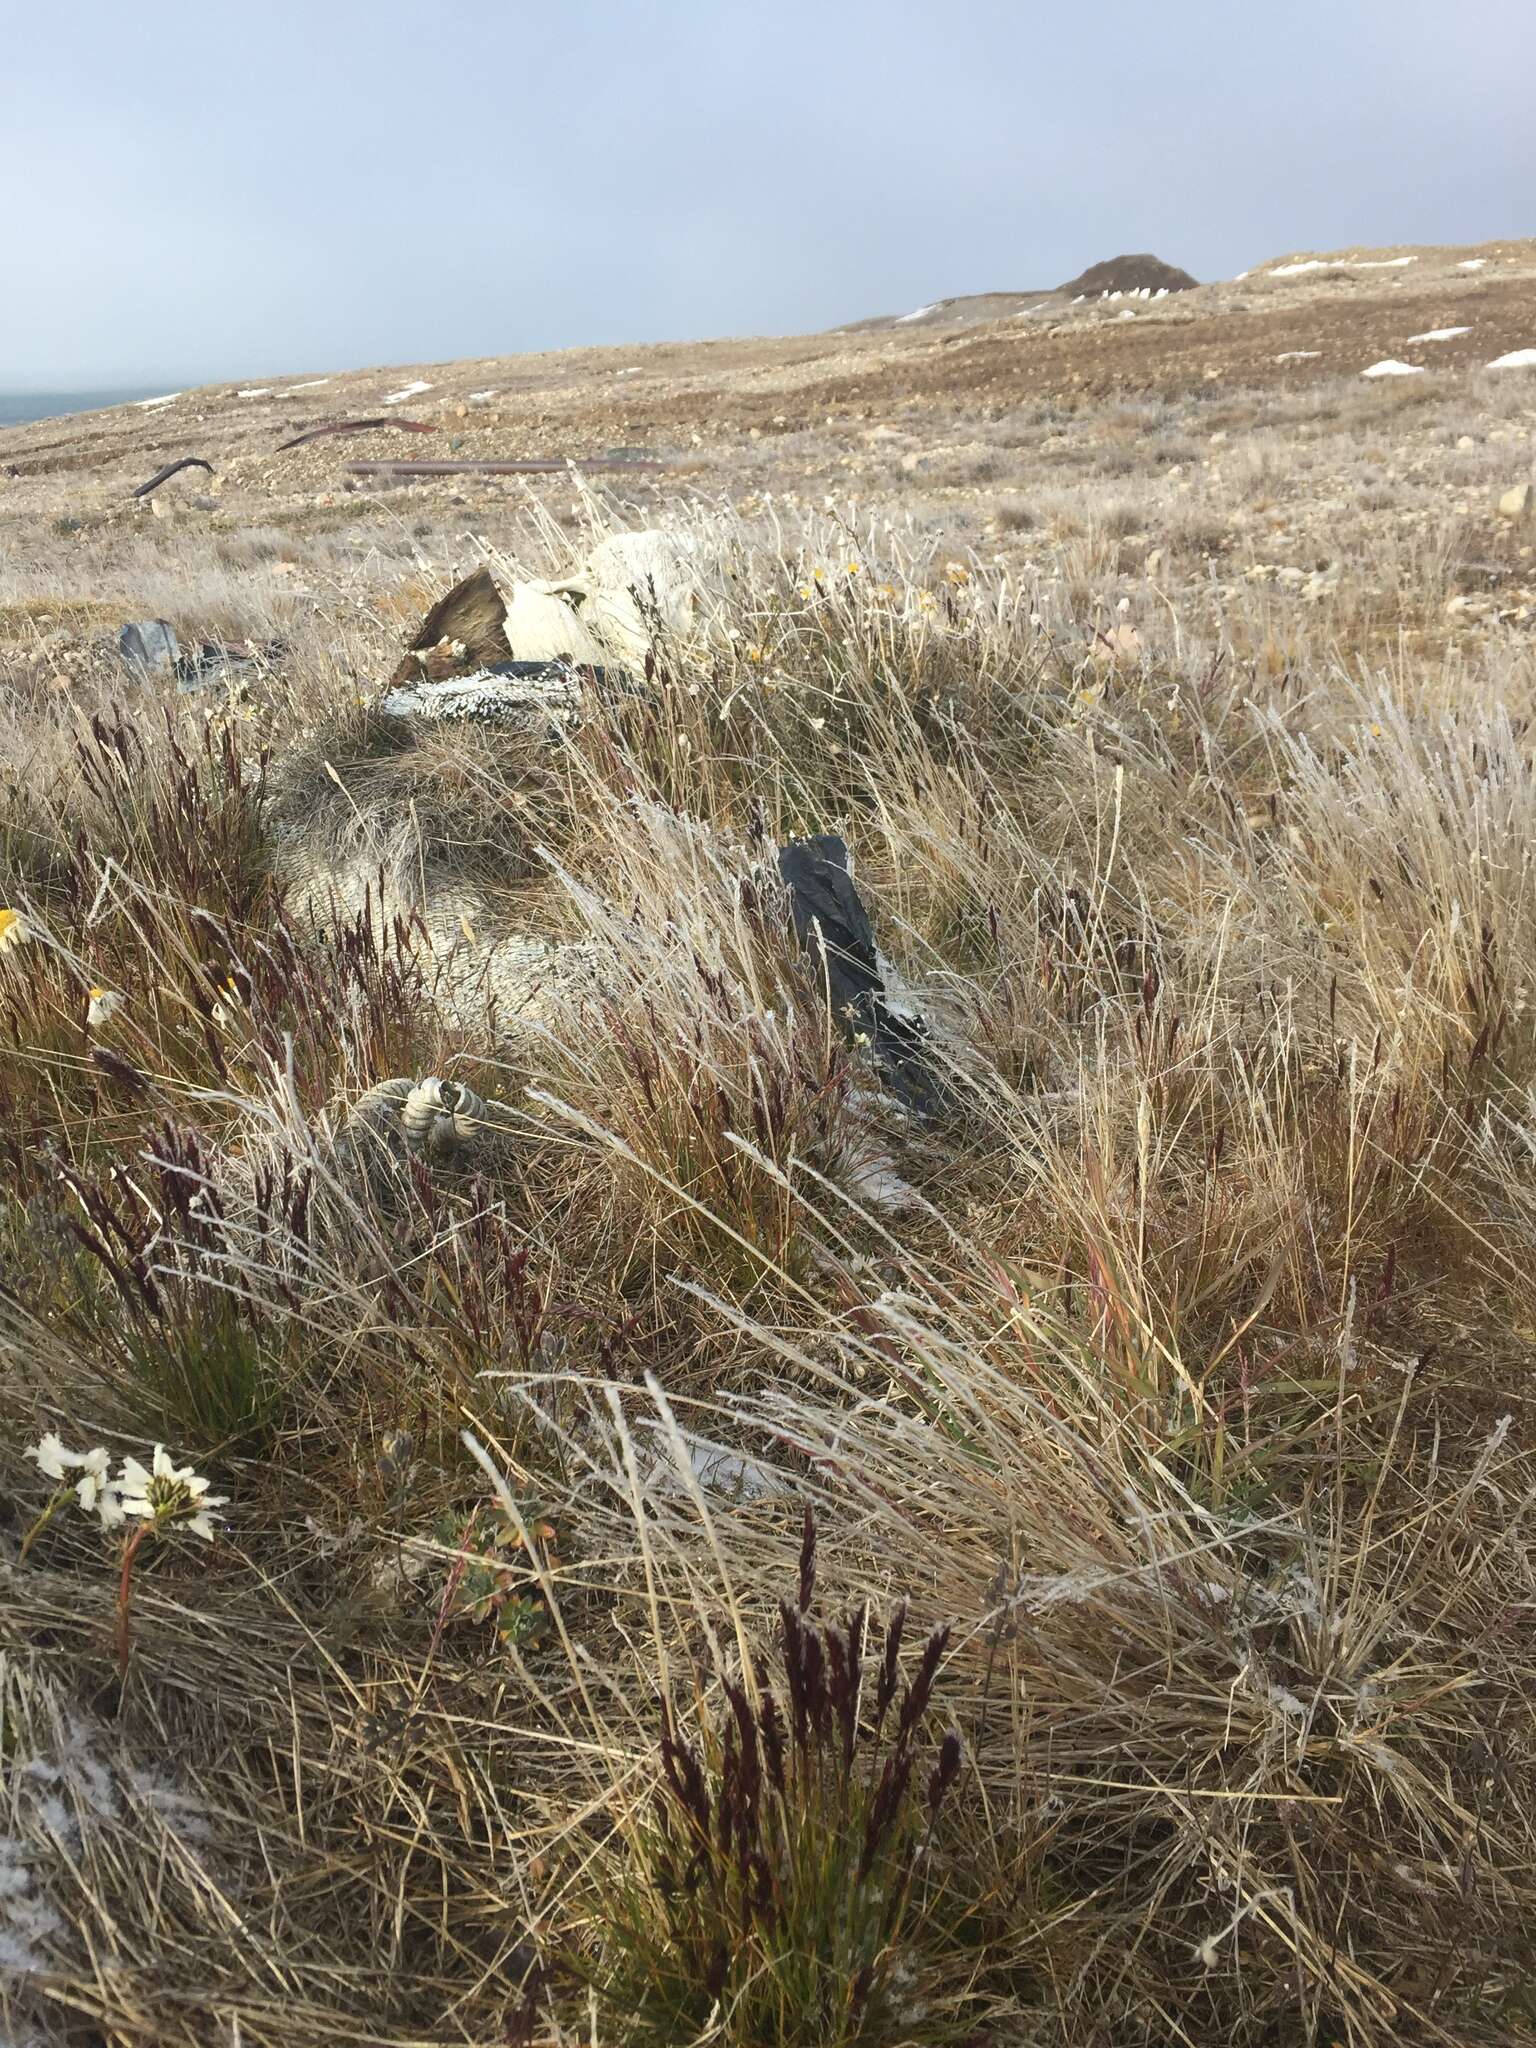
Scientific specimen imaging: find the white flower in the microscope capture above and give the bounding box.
[117,1445,227,1541]
[86,987,124,1029]
[73,1450,124,1527]
[116,1454,154,1510]
[24,1435,126,1528]
[25,1432,73,1481]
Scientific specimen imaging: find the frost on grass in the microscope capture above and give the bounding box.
[0,1673,217,2036]
[0,1841,64,1976]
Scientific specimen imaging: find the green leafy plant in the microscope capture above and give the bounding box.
[431,1499,558,1649]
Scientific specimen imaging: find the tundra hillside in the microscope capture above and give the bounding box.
[3,240,1536,2047]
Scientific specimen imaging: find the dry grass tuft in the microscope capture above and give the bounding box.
[4,438,1536,2047]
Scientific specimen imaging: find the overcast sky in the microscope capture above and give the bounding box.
[3,0,1531,388]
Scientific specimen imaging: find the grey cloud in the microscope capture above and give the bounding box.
[2,0,1530,386]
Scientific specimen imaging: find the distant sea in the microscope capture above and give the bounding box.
[0,389,165,429]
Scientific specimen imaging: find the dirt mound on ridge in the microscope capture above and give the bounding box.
[1058,253,1198,296]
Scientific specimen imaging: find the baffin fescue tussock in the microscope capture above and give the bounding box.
[3,482,1536,2048]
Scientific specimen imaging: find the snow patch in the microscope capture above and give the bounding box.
[1488,348,1536,370]
[236,387,271,398]
[895,302,938,324]
[382,380,432,404]
[1458,259,1487,270]
[135,392,180,408]
[286,378,330,390]
[1270,254,1415,278]
[1361,359,1424,378]
[1276,350,1321,361]
[1405,327,1470,343]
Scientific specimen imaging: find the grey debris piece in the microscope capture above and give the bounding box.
[377,660,590,728]
[118,618,181,673]
[778,833,941,1113]
[638,1423,789,1503]
[118,618,282,692]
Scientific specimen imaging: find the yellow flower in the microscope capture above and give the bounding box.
[0,908,28,954]
[876,582,897,599]
[944,562,971,586]
[812,568,825,584]
[797,584,814,601]
[845,560,861,575]
[211,976,244,1028]
[745,644,766,663]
